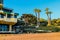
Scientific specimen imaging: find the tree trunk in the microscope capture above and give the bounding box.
[47,14,51,26]
[37,12,40,27]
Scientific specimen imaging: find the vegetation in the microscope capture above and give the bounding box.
[45,8,52,26]
[37,26,60,32]
[20,14,37,26]
[34,8,41,27]
[16,8,60,33]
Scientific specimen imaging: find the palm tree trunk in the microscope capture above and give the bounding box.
[49,12,52,23]
[47,14,51,26]
[35,12,37,17]
[37,12,40,27]
[35,12,38,26]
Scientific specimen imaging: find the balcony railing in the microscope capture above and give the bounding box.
[0,17,17,23]
[5,18,17,22]
[0,10,3,13]
[0,18,4,20]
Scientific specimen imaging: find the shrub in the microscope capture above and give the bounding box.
[36,26,60,32]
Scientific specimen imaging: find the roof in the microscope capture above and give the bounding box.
[3,7,13,12]
[14,13,19,15]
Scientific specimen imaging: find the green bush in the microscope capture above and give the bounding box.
[36,26,60,32]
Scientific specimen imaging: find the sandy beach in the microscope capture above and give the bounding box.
[0,32,60,40]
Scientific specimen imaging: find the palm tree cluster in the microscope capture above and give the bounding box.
[34,8,41,27]
[45,8,52,26]
[19,8,52,27]
[34,8,52,27]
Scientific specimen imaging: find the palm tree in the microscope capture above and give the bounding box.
[34,8,41,27]
[45,8,52,26]
[49,11,52,23]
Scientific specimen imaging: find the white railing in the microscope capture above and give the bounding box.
[0,10,3,13]
[13,18,17,22]
[6,18,17,22]
[0,17,17,23]
[6,18,11,22]
[0,18,4,20]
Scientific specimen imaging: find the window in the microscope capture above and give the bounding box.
[0,15,1,18]
[7,14,11,18]
[0,14,4,18]
[11,15,13,18]
[0,8,2,10]
[1,14,4,18]
[14,15,17,18]
[0,25,9,31]
[0,25,2,31]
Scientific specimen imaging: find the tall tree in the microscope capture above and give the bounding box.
[34,8,41,27]
[21,14,37,26]
[45,8,52,26]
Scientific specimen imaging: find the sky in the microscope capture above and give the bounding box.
[4,0,60,19]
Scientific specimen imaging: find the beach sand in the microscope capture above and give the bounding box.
[0,32,60,40]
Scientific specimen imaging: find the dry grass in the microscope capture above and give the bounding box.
[0,32,60,40]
